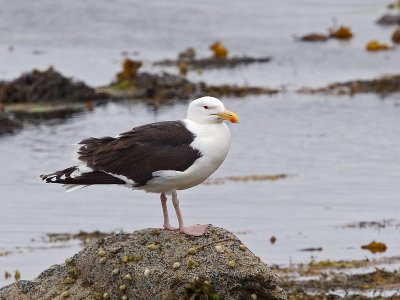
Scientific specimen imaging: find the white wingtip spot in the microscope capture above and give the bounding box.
[63,184,89,193]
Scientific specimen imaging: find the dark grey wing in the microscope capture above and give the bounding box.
[77,121,201,186]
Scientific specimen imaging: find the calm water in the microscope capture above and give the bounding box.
[1,0,400,287]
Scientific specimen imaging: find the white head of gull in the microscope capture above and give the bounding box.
[41,96,239,236]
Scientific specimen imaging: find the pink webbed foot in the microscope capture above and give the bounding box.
[180,224,209,236]
[163,224,178,231]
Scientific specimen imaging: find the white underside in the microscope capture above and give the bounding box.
[138,119,230,193]
[68,119,231,194]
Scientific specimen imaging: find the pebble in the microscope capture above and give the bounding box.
[228,260,236,268]
[62,276,76,284]
[99,257,107,264]
[187,247,197,255]
[61,291,70,298]
[215,245,224,253]
[147,243,159,251]
[172,262,181,269]
[124,274,133,281]
[112,268,119,276]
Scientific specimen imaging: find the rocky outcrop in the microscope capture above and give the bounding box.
[0,67,106,104]
[0,226,286,300]
[154,56,272,70]
[298,74,400,96]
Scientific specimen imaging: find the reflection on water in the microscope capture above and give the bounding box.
[1,93,400,286]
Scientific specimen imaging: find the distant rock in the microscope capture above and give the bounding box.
[0,67,106,104]
[0,226,286,300]
[376,14,400,26]
[104,69,279,104]
[298,74,400,96]
[298,33,329,42]
[154,56,272,70]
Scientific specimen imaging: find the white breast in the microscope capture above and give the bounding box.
[141,119,231,193]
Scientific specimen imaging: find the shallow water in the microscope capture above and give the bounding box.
[1,94,400,287]
[1,0,400,87]
[1,0,400,288]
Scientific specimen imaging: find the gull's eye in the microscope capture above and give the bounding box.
[203,106,209,109]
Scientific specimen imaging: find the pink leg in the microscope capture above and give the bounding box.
[171,191,209,236]
[160,193,176,231]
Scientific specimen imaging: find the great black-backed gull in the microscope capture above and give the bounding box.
[41,96,239,236]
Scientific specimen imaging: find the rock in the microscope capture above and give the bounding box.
[392,27,400,43]
[299,33,329,42]
[0,67,106,104]
[329,26,353,40]
[178,47,196,61]
[104,70,279,105]
[376,14,400,26]
[388,0,400,9]
[0,226,286,300]
[154,56,272,70]
[199,83,279,98]
[107,70,197,102]
[366,40,390,52]
[298,74,400,96]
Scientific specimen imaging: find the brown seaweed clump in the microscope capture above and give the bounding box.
[210,41,229,59]
[392,27,400,43]
[116,59,142,84]
[366,40,390,51]
[0,67,105,104]
[299,25,353,43]
[329,26,353,40]
[361,241,387,254]
[275,257,400,300]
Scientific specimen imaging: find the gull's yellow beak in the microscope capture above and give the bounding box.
[217,109,239,123]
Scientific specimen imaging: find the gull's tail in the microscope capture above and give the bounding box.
[40,166,126,192]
